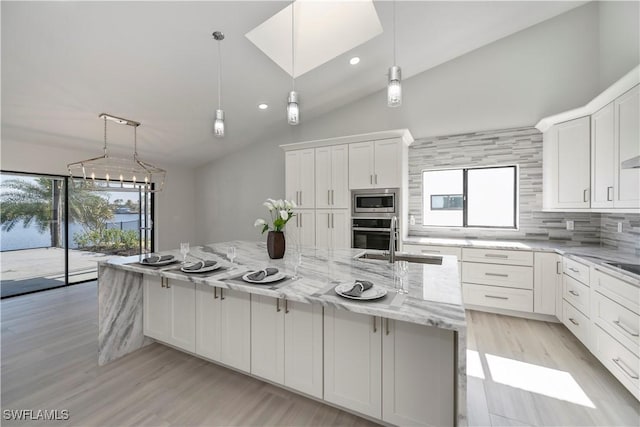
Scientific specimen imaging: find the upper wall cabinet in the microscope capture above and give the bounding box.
[543,117,591,210]
[537,66,639,212]
[349,139,402,189]
[315,144,349,209]
[285,149,315,209]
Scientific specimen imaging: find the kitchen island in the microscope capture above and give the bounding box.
[98,241,467,426]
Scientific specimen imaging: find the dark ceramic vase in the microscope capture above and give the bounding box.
[267,231,286,259]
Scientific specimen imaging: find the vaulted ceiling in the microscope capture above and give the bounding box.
[1,1,585,167]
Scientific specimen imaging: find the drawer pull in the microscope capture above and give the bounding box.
[613,320,639,337]
[568,290,580,297]
[423,250,440,253]
[484,254,509,259]
[485,272,509,278]
[485,295,509,300]
[568,318,579,326]
[612,358,639,380]
[568,267,580,273]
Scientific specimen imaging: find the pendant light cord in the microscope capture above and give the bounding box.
[217,39,222,108]
[393,0,396,65]
[291,0,295,91]
[103,116,108,156]
[134,126,138,158]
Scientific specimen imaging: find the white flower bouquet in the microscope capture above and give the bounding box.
[254,198,297,234]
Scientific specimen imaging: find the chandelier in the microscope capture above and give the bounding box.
[67,113,166,192]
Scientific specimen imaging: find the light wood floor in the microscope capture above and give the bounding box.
[2,282,639,426]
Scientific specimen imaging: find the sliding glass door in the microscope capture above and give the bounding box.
[0,171,153,297]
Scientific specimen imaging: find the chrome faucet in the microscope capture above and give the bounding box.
[389,216,398,263]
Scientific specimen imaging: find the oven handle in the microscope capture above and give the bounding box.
[352,227,391,232]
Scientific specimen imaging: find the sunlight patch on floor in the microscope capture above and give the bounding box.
[467,349,486,379]
[485,353,596,408]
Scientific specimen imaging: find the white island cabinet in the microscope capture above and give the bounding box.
[251,295,323,398]
[143,276,195,352]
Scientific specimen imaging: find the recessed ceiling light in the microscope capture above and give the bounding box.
[349,57,360,65]
[258,103,269,110]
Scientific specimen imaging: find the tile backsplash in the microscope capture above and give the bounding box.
[407,126,638,253]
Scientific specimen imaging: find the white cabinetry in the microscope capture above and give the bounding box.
[143,276,195,352]
[290,210,315,247]
[250,295,323,399]
[533,252,562,316]
[315,144,349,209]
[324,308,382,418]
[543,117,591,209]
[315,209,349,249]
[382,318,454,426]
[194,284,251,372]
[591,103,616,208]
[614,85,640,208]
[348,139,402,189]
[561,258,591,348]
[285,149,315,209]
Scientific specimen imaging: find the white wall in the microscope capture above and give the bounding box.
[195,2,605,243]
[0,139,196,251]
[598,1,640,90]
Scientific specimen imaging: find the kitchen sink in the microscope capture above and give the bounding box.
[355,251,443,265]
[604,262,640,276]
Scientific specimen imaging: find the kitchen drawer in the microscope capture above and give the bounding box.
[592,325,640,400]
[592,270,639,315]
[463,283,533,312]
[593,291,640,356]
[563,275,590,317]
[563,300,590,347]
[563,258,589,285]
[462,248,533,266]
[403,244,462,258]
[462,262,533,290]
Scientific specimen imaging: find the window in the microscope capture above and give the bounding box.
[422,166,517,229]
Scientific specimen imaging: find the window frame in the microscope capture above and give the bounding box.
[421,165,518,229]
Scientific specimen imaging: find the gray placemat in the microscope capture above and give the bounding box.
[223,272,295,290]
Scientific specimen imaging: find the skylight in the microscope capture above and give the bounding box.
[245,0,382,78]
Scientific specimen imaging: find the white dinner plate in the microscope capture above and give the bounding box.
[141,258,177,266]
[334,283,388,300]
[242,272,287,284]
[180,262,221,273]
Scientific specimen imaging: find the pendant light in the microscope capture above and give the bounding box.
[387,0,402,107]
[213,31,225,137]
[67,114,166,193]
[287,0,300,125]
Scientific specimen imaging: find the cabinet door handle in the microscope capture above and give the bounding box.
[385,318,390,336]
[556,261,561,275]
[214,287,218,299]
[370,174,373,184]
[327,214,331,228]
[485,295,508,300]
[613,320,639,337]
[299,191,303,206]
[484,253,508,259]
[485,272,509,278]
[285,299,289,314]
[328,190,331,205]
[165,279,170,289]
[331,189,334,205]
[607,186,613,201]
[161,278,165,288]
[612,358,639,379]
[331,213,334,229]
[220,288,225,300]
[568,317,579,326]
[568,290,579,297]
[300,214,302,228]
[583,189,589,202]
[276,298,281,312]
[372,316,377,333]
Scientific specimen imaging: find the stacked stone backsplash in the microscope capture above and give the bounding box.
[407,126,638,253]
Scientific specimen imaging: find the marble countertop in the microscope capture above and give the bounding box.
[404,236,640,285]
[102,241,466,333]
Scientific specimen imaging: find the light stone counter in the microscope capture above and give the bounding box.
[98,240,467,425]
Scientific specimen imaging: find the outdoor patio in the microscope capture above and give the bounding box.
[0,248,120,297]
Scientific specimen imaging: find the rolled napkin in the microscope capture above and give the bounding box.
[182,260,217,271]
[143,254,175,264]
[343,280,374,297]
[247,267,279,282]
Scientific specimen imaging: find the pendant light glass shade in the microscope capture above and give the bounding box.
[287,90,299,125]
[214,109,225,137]
[387,65,402,107]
